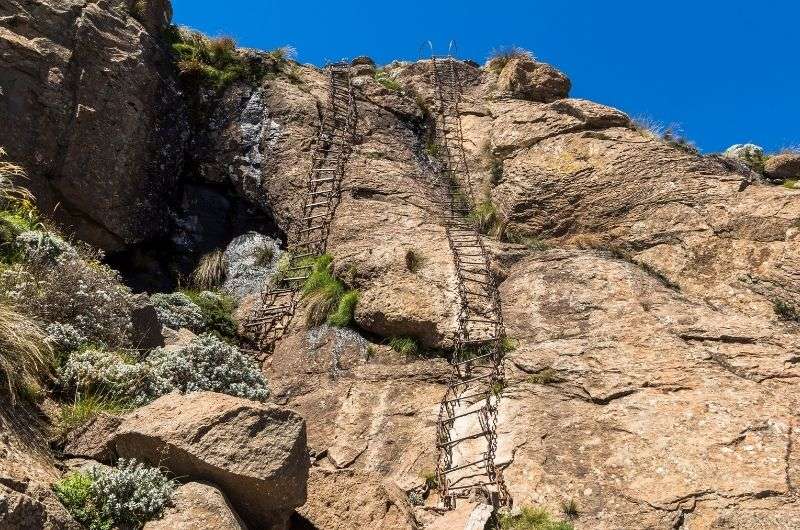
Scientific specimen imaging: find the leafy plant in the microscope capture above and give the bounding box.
[253,245,275,267]
[0,301,53,402]
[774,299,800,322]
[60,347,151,405]
[498,506,574,530]
[150,292,204,331]
[502,337,518,352]
[740,149,768,175]
[389,336,419,357]
[54,459,175,530]
[327,290,359,328]
[469,199,505,237]
[528,368,559,385]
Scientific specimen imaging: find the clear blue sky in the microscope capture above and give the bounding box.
[172,0,799,153]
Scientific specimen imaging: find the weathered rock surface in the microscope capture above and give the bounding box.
[0,0,186,250]
[494,56,571,102]
[110,391,308,529]
[765,152,800,180]
[223,231,281,301]
[296,468,418,530]
[0,479,80,530]
[61,413,123,462]
[143,481,247,530]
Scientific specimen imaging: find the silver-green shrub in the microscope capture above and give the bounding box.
[15,230,77,263]
[90,459,175,526]
[45,322,88,355]
[60,348,150,405]
[146,334,269,401]
[149,292,204,330]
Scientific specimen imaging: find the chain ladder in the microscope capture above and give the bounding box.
[243,63,357,355]
[430,55,510,511]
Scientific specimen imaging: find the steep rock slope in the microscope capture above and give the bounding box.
[0,0,185,250]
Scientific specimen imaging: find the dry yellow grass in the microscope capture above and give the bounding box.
[190,249,226,289]
[0,148,33,206]
[0,302,53,402]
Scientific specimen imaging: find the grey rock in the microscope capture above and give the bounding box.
[222,231,281,301]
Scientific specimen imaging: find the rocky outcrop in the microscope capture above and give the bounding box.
[143,481,247,530]
[494,56,571,102]
[0,479,81,530]
[0,0,186,251]
[61,413,123,462]
[765,152,800,180]
[110,391,309,529]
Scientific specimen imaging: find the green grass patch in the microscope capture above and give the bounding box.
[53,471,108,530]
[405,249,426,272]
[388,336,419,357]
[784,179,799,189]
[57,393,129,437]
[301,254,358,328]
[498,506,575,530]
[420,469,438,491]
[528,368,559,385]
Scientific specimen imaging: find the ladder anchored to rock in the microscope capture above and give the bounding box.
[430,55,511,510]
[243,63,357,355]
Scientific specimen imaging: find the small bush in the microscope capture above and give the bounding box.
[740,149,768,175]
[498,506,574,530]
[0,302,53,402]
[487,46,534,73]
[150,292,204,331]
[181,290,237,340]
[166,27,266,90]
[0,258,134,348]
[783,179,799,189]
[560,499,579,519]
[190,249,226,289]
[420,469,438,491]
[60,348,150,405]
[146,334,269,402]
[15,230,76,264]
[469,199,505,237]
[46,322,89,360]
[253,245,275,267]
[774,299,800,322]
[389,336,419,357]
[528,368,559,385]
[662,128,699,155]
[266,45,297,62]
[405,249,426,272]
[301,255,359,328]
[502,337,518,352]
[505,230,549,250]
[54,459,175,530]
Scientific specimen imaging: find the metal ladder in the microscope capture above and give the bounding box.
[430,56,510,510]
[243,62,357,353]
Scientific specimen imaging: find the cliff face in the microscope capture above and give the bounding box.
[1,1,799,528]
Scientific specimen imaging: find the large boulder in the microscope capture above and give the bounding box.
[495,56,571,102]
[765,152,800,180]
[0,480,81,530]
[222,231,281,301]
[110,391,308,530]
[723,143,764,160]
[143,481,246,530]
[0,0,186,251]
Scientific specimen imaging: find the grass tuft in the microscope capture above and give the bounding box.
[0,302,53,402]
[190,249,226,290]
[498,506,575,530]
[374,69,402,91]
[560,499,579,520]
[388,336,419,357]
[405,249,426,272]
[301,255,359,328]
[774,299,800,322]
[487,46,534,73]
[57,393,129,436]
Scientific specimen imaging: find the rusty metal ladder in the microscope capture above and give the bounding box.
[430,55,511,510]
[243,62,357,354]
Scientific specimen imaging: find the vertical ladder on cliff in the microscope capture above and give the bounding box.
[243,63,358,354]
[430,55,511,510]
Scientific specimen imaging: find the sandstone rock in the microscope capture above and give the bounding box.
[125,0,172,34]
[61,413,123,462]
[296,468,418,530]
[352,55,376,66]
[144,481,247,530]
[765,152,800,180]
[0,0,187,250]
[495,56,571,102]
[426,502,492,530]
[110,391,309,529]
[162,327,198,351]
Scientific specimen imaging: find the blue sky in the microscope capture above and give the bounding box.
[172,0,799,153]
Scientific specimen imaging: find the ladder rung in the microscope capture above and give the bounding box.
[283,275,309,282]
[443,458,488,475]
[310,177,336,183]
[438,430,491,449]
[454,351,495,367]
[438,407,485,424]
[451,372,496,387]
[307,200,331,208]
[441,390,487,405]
[299,225,324,233]
[446,481,498,492]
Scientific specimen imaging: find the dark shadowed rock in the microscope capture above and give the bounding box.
[0,0,187,251]
[0,479,81,530]
[130,295,166,349]
[765,152,800,180]
[61,413,123,462]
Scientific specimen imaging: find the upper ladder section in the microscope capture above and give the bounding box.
[430,55,510,510]
[244,63,357,353]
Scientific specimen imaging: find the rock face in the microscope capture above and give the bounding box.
[111,391,309,529]
[0,480,81,530]
[0,0,186,251]
[296,468,418,530]
[765,152,800,180]
[143,482,246,530]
